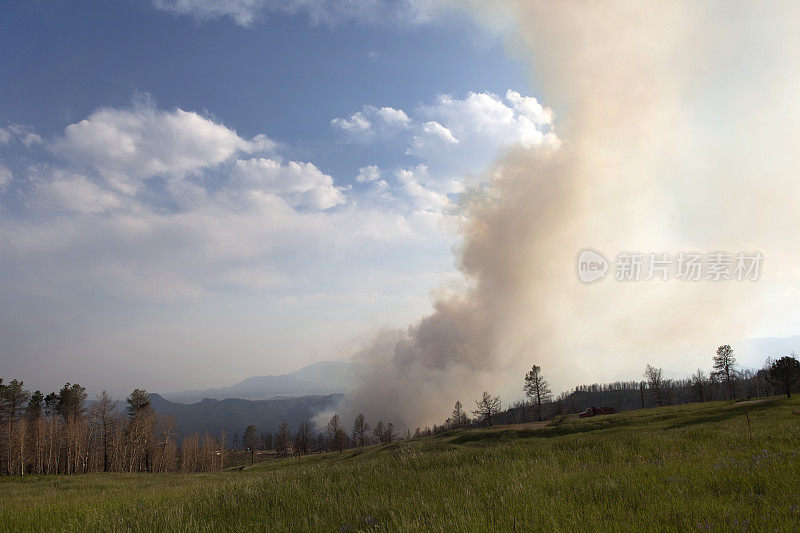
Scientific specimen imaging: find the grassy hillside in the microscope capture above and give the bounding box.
[2,398,799,532]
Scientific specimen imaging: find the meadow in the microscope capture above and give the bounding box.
[1,397,798,532]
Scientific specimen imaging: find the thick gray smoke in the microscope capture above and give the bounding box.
[326,1,800,430]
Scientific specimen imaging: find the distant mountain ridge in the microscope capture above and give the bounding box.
[148,393,342,440]
[162,360,371,403]
[733,335,800,367]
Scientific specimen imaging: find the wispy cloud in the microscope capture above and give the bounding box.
[151,0,456,28]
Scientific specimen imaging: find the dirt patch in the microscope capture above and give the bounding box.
[735,398,775,406]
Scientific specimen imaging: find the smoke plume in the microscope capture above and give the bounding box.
[330,1,800,430]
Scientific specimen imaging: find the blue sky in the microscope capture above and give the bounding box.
[7,2,797,405]
[0,1,558,395]
[1,1,526,153]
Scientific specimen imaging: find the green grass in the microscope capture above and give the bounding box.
[2,398,799,532]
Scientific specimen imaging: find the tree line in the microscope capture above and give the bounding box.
[0,379,406,475]
[2,347,798,475]
[0,382,262,476]
[422,347,799,436]
[240,413,401,462]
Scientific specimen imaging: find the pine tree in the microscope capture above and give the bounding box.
[382,422,396,443]
[373,420,385,443]
[769,354,800,398]
[523,365,553,422]
[55,383,87,421]
[712,345,737,399]
[451,401,469,429]
[1,379,31,475]
[126,389,151,416]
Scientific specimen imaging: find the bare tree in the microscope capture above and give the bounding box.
[243,424,257,463]
[644,365,664,407]
[275,421,292,458]
[325,414,346,452]
[91,391,117,472]
[713,345,737,399]
[181,433,200,472]
[352,414,369,449]
[691,369,707,402]
[153,415,176,472]
[473,392,501,426]
[295,422,311,455]
[260,431,272,451]
[523,365,553,422]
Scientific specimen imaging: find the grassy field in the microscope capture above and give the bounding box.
[2,397,799,532]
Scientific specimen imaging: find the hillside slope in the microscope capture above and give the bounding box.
[2,397,799,531]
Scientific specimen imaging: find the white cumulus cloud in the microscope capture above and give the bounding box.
[32,169,122,214]
[0,124,43,147]
[356,165,381,183]
[331,105,410,142]
[0,101,449,302]
[417,120,459,145]
[395,165,451,213]
[410,90,557,158]
[331,111,371,135]
[333,89,558,198]
[51,104,269,194]
[230,158,345,209]
[374,106,411,128]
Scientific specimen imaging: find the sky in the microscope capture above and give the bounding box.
[0,0,549,396]
[3,1,800,409]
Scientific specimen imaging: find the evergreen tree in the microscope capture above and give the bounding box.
[451,401,469,429]
[126,389,151,417]
[523,365,553,422]
[769,355,800,398]
[373,420,385,443]
[55,383,87,421]
[712,345,737,399]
